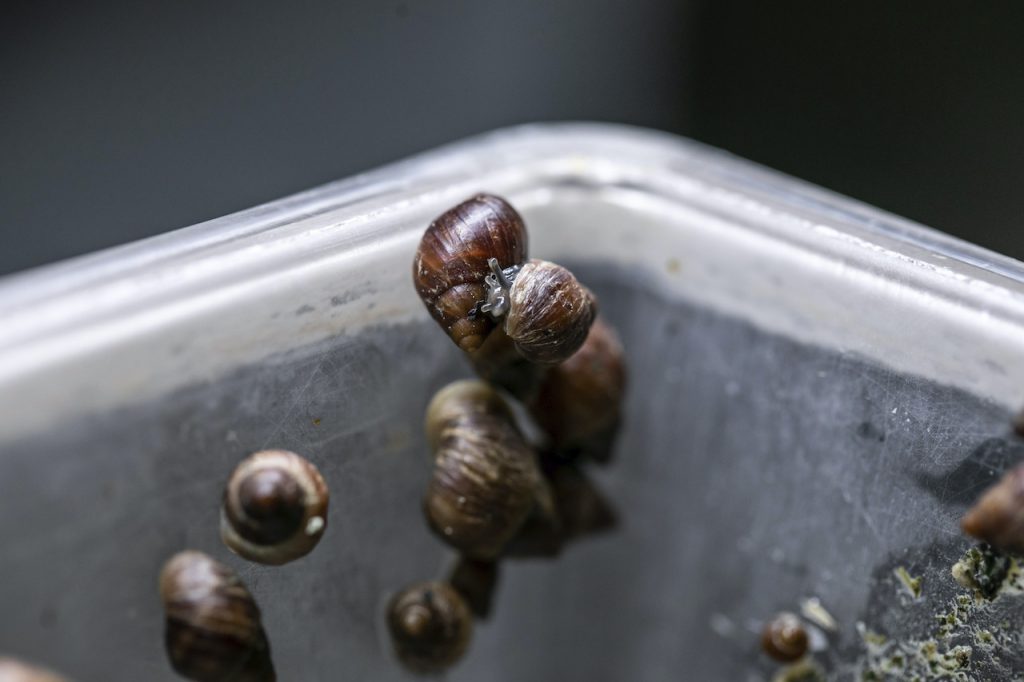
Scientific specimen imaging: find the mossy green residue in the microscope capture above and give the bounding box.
[895,566,922,600]
[951,544,1011,600]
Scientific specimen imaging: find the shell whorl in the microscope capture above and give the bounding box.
[529,317,626,461]
[413,194,528,352]
[387,581,472,674]
[221,450,328,566]
[761,613,809,663]
[159,551,275,682]
[423,381,543,559]
[504,260,597,365]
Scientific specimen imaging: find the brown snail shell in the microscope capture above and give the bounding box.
[413,194,596,365]
[447,557,500,619]
[503,259,597,365]
[221,450,328,565]
[761,612,809,663]
[423,380,545,559]
[424,379,514,452]
[159,551,275,682]
[962,462,1024,554]
[0,658,70,682]
[387,581,472,674]
[413,194,528,353]
[529,317,626,462]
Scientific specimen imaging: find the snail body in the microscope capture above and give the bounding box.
[529,317,626,462]
[424,380,545,558]
[387,581,472,674]
[414,194,596,364]
[159,551,275,682]
[221,450,328,565]
[962,462,1024,555]
[761,612,809,663]
[0,658,69,682]
[448,557,500,619]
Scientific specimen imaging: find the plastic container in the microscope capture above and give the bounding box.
[1,123,1023,680]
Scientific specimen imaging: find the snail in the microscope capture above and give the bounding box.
[761,612,809,663]
[504,455,618,558]
[387,581,472,674]
[221,450,328,565]
[961,462,1024,555]
[159,551,275,682]
[413,194,597,364]
[423,380,546,558]
[528,317,626,462]
[448,557,500,619]
[0,658,70,682]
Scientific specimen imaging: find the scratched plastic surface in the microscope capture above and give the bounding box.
[2,124,1024,680]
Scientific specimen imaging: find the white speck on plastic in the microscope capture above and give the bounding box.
[800,596,838,632]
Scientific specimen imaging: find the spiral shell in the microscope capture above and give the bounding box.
[424,379,514,451]
[413,194,528,353]
[962,462,1024,555]
[761,612,809,663]
[0,658,69,682]
[529,317,626,461]
[159,551,275,682]
[221,450,328,566]
[423,380,544,558]
[504,260,597,365]
[387,581,472,674]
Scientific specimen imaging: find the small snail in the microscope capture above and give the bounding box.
[221,449,328,565]
[413,194,597,364]
[529,317,626,462]
[961,462,1024,555]
[387,581,472,674]
[761,612,809,663]
[423,380,545,558]
[0,658,70,682]
[159,551,275,682]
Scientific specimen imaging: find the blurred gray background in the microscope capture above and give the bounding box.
[2,0,1022,276]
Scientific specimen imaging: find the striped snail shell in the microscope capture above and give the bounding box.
[413,194,527,353]
[387,581,472,675]
[761,612,809,663]
[962,462,1024,555]
[413,194,596,365]
[529,317,626,462]
[423,380,545,559]
[221,450,328,566]
[0,658,70,682]
[159,551,275,682]
[500,259,596,365]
